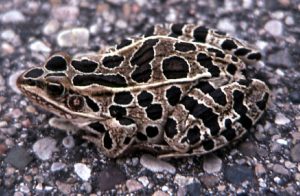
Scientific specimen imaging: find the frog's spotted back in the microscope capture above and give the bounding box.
[17,24,269,158]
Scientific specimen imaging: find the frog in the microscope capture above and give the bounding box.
[17,24,269,158]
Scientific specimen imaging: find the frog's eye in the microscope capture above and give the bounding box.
[46,82,65,97]
[67,95,85,111]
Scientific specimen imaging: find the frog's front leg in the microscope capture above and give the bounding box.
[161,79,269,158]
[83,117,137,158]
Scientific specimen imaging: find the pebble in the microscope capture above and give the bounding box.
[33,137,57,160]
[29,40,51,53]
[272,164,290,176]
[199,175,219,188]
[126,179,143,192]
[255,163,266,176]
[186,183,201,196]
[51,6,79,22]
[239,142,257,156]
[267,49,292,67]
[4,147,33,169]
[1,10,26,23]
[62,135,75,149]
[50,162,66,172]
[217,18,236,33]
[43,20,60,35]
[275,113,290,125]
[289,91,300,104]
[80,182,92,193]
[138,176,149,187]
[1,29,20,45]
[202,154,222,173]
[96,166,126,191]
[291,143,300,162]
[56,181,72,195]
[74,163,91,181]
[285,16,295,25]
[140,154,176,174]
[57,28,89,48]
[152,190,169,196]
[174,174,196,187]
[224,165,254,184]
[264,20,283,36]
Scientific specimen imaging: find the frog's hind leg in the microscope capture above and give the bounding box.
[161,79,269,158]
[145,24,262,64]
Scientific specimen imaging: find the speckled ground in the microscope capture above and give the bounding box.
[0,0,300,195]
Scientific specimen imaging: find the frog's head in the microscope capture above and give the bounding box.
[17,53,105,121]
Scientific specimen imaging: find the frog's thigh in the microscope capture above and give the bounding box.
[162,79,269,158]
[83,117,137,158]
[145,24,261,64]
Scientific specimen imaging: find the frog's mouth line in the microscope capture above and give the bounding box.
[19,85,107,121]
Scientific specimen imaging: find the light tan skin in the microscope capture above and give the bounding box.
[17,24,269,158]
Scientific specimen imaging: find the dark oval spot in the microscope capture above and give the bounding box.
[71,59,98,73]
[114,92,133,105]
[68,95,85,111]
[123,137,131,145]
[162,56,189,79]
[248,52,262,60]
[24,68,44,78]
[226,63,237,75]
[136,132,147,141]
[234,48,251,56]
[187,126,201,145]
[103,132,113,149]
[46,82,64,97]
[207,48,225,58]
[88,122,106,133]
[221,39,238,50]
[109,105,126,117]
[131,63,152,83]
[197,53,220,77]
[164,117,178,139]
[209,88,227,106]
[117,117,135,126]
[145,26,155,37]
[174,42,196,52]
[171,23,185,35]
[102,55,124,68]
[45,55,67,71]
[73,74,127,87]
[146,104,163,121]
[116,39,133,49]
[202,139,215,151]
[85,96,100,112]
[166,86,182,106]
[137,91,153,107]
[256,93,269,110]
[146,126,159,138]
[193,26,208,43]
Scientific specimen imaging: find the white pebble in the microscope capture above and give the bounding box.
[275,113,290,125]
[1,10,25,23]
[264,20,283,37]
[57,28,89,47]
[33,137,58,160]
[74,163,91,181]
[29,40,51,53]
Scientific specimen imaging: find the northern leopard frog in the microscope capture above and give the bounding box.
[17,24,269,158]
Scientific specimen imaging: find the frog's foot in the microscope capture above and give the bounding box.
[49,117,80,134]
[83,117,137,158]
[162,79,269,157]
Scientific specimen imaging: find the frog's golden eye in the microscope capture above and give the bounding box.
[46,82,65,97]
[67,95,85,111]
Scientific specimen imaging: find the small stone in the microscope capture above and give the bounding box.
[224,165,254,184]
[291,143,300,162]
[62,135,75,149]
[33,137,57,160]
[203,154,222,173]
[81,182,92,193]
[264,20,283,36]
[274,176,282,184]
[174,174,196,187]
[217,18,236,33]
[74,163,91,181]
[284,161,296,169]
[4,147,33,169]
[126,179,143,192]
[20,184,30,193]
[1,10,26,23]
[153,190,169,196]
[0,143,7,155]
[56,181,72,195]
[239,142,257,156]
[186,182,201,196]
[272,164,290,176]
[285,16,294,25]
[52,6,79,21]
[138,176,149,187]
[51,162,66,172]
[275,113,290,125]
[276,139,288,145]
[115,19,127,29]
[140,154,176,174]
[289,91,300,104]
[35,183,43,191]
[57,28,89,47]
[267,49,292,67]
[43,20,60,35]
[29,40,51,53]
[255,163,266,176]
[199,175,219,188]
[96,166,126,191]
